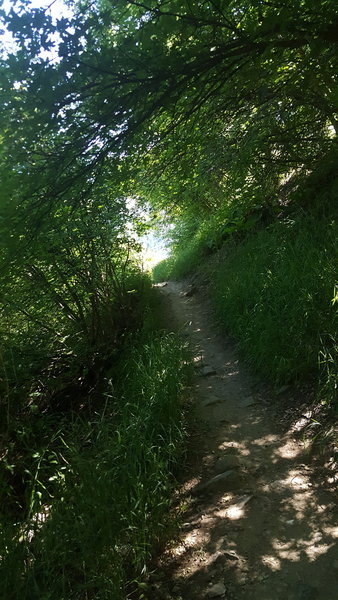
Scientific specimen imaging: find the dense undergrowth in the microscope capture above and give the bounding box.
[153,165,338,414]
[0,277,190,599]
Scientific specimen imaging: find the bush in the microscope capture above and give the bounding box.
[0,332,189,599]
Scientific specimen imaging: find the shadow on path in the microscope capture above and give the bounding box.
[151,281,338,600]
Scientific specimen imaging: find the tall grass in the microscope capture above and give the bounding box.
[211,216,337,387]
[0,332,189,599]
[152,216,223,282]
[154,202,337,404]
[152,241,204,283]
[152,256,174,283]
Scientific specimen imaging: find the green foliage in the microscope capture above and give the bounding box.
[153,217,221,281]
[1,0,338,220]
[319,334,338,409]
[0,331,189,600]
[211,216,337,385]
[160,170,337,403]
[152,257,174,283]
[0,183,150,424]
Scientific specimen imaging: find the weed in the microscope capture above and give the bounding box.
[0,332,190,599]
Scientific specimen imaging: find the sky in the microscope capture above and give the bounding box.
[2,0,72,19]
[1,0,73,52]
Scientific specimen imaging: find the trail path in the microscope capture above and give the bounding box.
[153,281,337,600]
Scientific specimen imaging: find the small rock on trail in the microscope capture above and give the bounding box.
[194,469,245,495]
[240,396,256,407]
[295,583,318,600]
[214,454,241,473]
[183,284,198,297]
[206,582,226,598]
[201,395,221,408]
[199,365,217,377]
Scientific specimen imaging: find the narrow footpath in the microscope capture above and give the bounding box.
[152,281,337,600]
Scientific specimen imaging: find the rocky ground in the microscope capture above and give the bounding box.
[150,281,338,600]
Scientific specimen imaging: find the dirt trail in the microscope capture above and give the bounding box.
[154,281,337,600]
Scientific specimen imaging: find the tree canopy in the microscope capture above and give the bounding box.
[1,0,337,218]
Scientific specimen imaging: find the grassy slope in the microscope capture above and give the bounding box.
[153,171,337,406]
[211,217,337,386]
[0,291,190,599]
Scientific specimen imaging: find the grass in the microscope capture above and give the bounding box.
[154,188,337,409]
[152,218,219,283]
[211,216,337,387]
[152,256,175,283]
[0,331,190,599]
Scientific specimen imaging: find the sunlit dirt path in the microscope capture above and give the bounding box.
[152,281,337,600]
